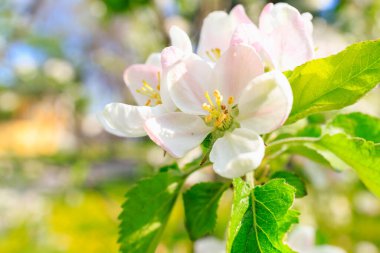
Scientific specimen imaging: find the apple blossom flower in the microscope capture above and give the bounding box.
[144,44,293,178]
[197,4,251,60]
[231,3,314,71]
[288,226,346,253]
[99,27,192,137]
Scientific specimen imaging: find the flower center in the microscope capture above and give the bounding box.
[205,48,221,62]
[136,72,162,106]
[202,90,234,130]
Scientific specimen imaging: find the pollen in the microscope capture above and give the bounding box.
[202,89,235,130]
[136,72,162,106]
[205,48,222,62]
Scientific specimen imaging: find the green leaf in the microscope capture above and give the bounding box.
[286,145,331,167]
[286,40,380,124]
[271,171,307,198]
[316,134,380,197]
[118,170,184,253]
[227,179,299,253]
[329,112,380,143]
[183,182,229,240]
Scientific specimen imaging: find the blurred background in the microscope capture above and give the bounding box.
[0,0,379,252]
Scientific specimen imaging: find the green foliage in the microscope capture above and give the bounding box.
[227,179,299,253]
[329,112,380,143]
[118,170,184,253]
[316,134,380,197]
[102,0,151,13]
[271,171,307,198]
[286,40,380,124]
[183,182,229,240]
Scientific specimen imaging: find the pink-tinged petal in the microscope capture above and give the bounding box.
[169,26,193,54]
[123,64,161,106]
[230,23,260,46]
[197,11,237,59]
[230,4,252,24]
[145,53,161,68]
[144,112,211,158]
[209,128,265,179]
[214,44,264,100]
[167,54,216,115]
[231,24,275,69]
[99,103,165,137]
[259,3,314,70]
[160,46,186,111]
[161,46,185,70]
[237,71,293,134]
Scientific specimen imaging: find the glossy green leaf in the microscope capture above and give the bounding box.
[317,134,380,197]
[271,171,307,198]
[329,112,380,143]
[227,179,299,253]
[183,182,229,240]
[118,170,184,253]
[286,40,380,124]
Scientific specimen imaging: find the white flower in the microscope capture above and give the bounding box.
[98,27,192,137]
[144,44,293,178]
[288,226,347,253]
[231,3,314,70]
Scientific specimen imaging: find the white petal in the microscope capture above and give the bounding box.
[214,44,264,100]
[230,4,252,24]
[209,128,265,179]
[144,112,211,158]
[169,26,193,54]
[123,64,161,106]
[238,71,293,134]
[99,103,164,137]
[160,46,185,111]
[231,23,275,69]
[145,53,161,68]
[287,226,315,252]
[166,54,216,115]
[259,3,314,70]
[197,11,237,59]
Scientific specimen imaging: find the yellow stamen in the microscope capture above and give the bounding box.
[228,96,234,105]
[205,48,221,62]
[211,48,221,59]
[204,91,214,107]
[202,89,234,130]
[135,72,162,106]
[206,51,215,62]
[157,72,161,91]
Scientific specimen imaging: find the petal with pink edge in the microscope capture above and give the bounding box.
[214,44,264,100]
[123,64,161,106]
[144,112,211,158]
[166,54,216,115]
[197,11,237,59]
[231,23,275,69]
[169,26,193,54]
[209,128,265,179]
[145,53,161,68]
[237,71,293,134]
[99,103,164,137]
[259,3,314,70]
[230,4,252,24]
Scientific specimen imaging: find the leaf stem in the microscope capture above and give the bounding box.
[246,171,255,188]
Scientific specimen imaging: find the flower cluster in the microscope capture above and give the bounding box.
[99,3,314,178]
